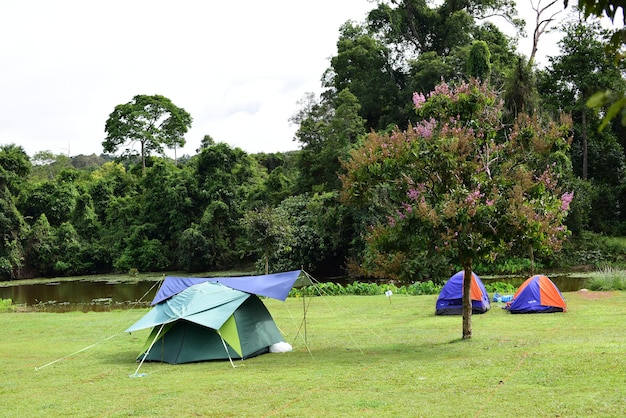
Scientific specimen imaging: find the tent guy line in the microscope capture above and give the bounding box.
[34,334,119,371]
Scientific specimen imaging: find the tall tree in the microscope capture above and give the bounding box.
[292,88,366,193]
[241,205,293,275]
[538,16,626,180]
[341,80,573,339]
[332,0,519,125]
[466,40,492,80]
[567,0,626,129]
[190,143,266,269]
[366,0,523,58]
[325,23,404,132]
[528,0,565,66]
[503,56,539,120]
[103,94,192,173]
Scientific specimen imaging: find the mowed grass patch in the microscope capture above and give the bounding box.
[1,291,624,417]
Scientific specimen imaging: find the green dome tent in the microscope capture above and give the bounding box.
[126,270,306,364]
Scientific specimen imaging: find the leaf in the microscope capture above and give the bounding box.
[598,96,626,132]
[586,90,611,109]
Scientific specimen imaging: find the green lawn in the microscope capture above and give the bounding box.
[2,291,625,417]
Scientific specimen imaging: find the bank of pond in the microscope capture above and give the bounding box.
[0,273,591,313]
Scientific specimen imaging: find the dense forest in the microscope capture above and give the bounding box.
[1,2,625,282]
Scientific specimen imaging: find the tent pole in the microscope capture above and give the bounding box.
[131,323,165,377]
[217,331,237,369]
[302,294,309,347]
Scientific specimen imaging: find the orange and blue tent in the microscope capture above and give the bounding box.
[435,271,490,315]
[507,275,567,314]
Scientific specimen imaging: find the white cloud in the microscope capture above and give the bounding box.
[0,0,373,157]
[1,0,615,159]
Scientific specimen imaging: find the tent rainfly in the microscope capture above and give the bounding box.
[125,270,309,364]
[435,270,491,315]
[506,275,567,314]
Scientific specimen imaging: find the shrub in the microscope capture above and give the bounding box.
[0,298,13,313]
[407,280,441,295]
[289,280,442,297]
[485,281,517,294]
[586,267,626,290]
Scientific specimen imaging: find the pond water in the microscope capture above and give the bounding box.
[0,274,588,312]
[481,275,588,293]
[0,280,159,312]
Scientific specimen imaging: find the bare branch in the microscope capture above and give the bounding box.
[528,0,565,65]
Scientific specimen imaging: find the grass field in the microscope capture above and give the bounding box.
[1,291,625,417]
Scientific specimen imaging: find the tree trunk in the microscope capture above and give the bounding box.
[462,264,473,339]
[582,108,588,180]
[141,140,146,174]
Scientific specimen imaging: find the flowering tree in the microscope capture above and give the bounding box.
[341,79,573,339]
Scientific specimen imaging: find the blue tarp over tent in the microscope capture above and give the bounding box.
[151,269,304,305]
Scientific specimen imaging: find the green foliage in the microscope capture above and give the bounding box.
[586,267,626,290]
[537,17,626,186]
[176,225,211,272]
[484,281,517,294]
[0,144,31,194]
[503,56,538,119]
[19,174,79,227]
[342,80,573,283]
[328,23,404,132]
[103,94,192,172]
[475,257,543,275]
[292,88,366,194]
[407,280,441,295]
[556,231,626,268]
[466,41,491,80]
[0,298,13,313]
[113,224,169,272]
[242,205,294,275]
[24,214,56,277]
[263,193,349,277]
[289,280,442,297]
[0,157,27,280]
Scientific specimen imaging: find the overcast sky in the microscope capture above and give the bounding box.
[1,0,573,159]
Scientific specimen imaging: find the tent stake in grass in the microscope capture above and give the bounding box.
[129,323,165,378]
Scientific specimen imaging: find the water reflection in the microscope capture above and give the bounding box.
[482,275,588,292]
[0,280,159,312]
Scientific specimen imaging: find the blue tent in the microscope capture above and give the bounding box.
[506,275,567,314]
[435,271,490,315]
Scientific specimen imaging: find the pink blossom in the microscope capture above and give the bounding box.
[414,118,435,139]
[561,192,574,211]
[465,188,484,204]
[413,92,426,109]
[407,184,426,201]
